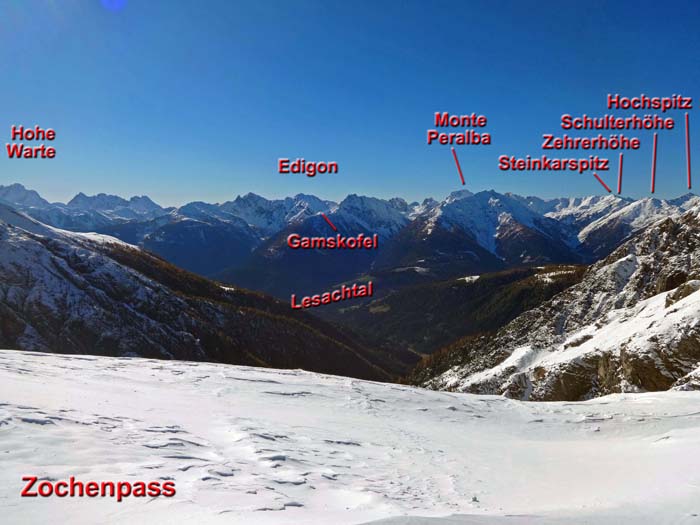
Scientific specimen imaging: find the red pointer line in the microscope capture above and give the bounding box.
[617,153,623,194]
[650,133,658,194]
[451,147,466,186]
[321,212,338,232]
[593,172,612,193]
[686,113,692,190]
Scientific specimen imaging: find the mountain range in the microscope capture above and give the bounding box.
[3,183,699,298]
[2,182,700,399]
[410,206,700,399]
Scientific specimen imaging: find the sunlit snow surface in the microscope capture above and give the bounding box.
[0,350,699,524]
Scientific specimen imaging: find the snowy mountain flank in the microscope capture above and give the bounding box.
[413,206,700,400]
[1,349,699,524]
[0,203,407,380]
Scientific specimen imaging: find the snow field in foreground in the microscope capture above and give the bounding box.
[0,350,699,524]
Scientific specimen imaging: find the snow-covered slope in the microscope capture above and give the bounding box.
[441,281,700,399]
[579,197,679,243]
[0,202,131,246]
[1,350,699,524]
[541,195,630,229]
[575,196,700,259]
[417,207,700,400]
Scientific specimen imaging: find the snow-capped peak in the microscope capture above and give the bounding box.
[68,192,130,211]
[0,183,51,209]
[334,194,409,236]
[444,189,474,204]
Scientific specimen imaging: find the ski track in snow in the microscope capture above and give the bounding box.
[0,350,699,524]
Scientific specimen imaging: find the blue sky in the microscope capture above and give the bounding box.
[1,0,699,206]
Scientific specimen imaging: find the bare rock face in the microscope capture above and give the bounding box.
[673,365,700,391]
[417,207,700,401]
[666,279,700,307]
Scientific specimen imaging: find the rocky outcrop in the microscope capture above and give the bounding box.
[414,207,700,401]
